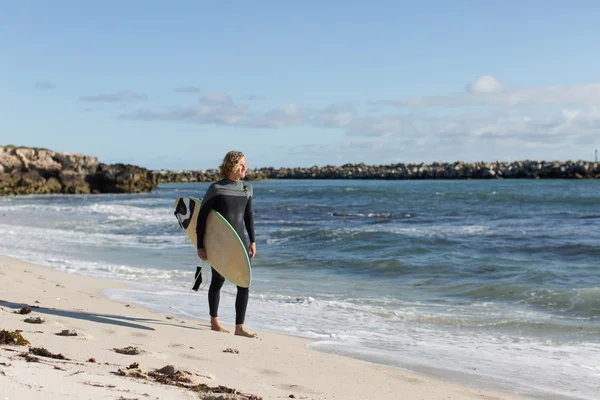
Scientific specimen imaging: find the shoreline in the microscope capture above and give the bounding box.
[0,254,526,400]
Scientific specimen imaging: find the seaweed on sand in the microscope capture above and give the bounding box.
[29,347,70,360]
[117,364,263,399]
[0,330,30,346]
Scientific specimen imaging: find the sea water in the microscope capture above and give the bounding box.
[1,179,598,399]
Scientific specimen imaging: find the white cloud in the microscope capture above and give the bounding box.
[122,93,245,125]
[424,106,600,146]
[345,114,421,137]
[248,104,308,128]
[117,77,600,159]
[314,103,356,128]
[379,76,600,108]
[466,75,503,94]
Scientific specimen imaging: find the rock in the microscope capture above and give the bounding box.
[0,146,158,196]
[153,160,600,182]
[24,316,45,324]
[87,163,159,193]
[56,329,78,336]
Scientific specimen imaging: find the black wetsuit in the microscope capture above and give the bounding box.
[196,178,255,325]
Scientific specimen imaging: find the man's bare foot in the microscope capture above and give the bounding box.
[235,325,258,338]
[211,318,229,333]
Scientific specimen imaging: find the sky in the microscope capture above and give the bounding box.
[1,1,600,170]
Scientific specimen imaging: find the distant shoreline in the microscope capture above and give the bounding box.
[155,160,600,183]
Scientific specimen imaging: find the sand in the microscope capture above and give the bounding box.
[0,255,524,400]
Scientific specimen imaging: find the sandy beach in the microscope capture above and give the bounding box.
[0,255,524,400]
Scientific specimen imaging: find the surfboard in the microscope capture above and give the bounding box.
[173,196,252,288]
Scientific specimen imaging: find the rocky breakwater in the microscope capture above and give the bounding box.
[264,160,600,180]
[0,146,159,195]
[154,160,600,182]
[153,168,268,183]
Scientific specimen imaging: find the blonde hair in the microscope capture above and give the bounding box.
[219,151,245,179]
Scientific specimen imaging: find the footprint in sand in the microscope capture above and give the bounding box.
[178,353,211,362]
[276,383,314,394]
[259,368,281,376]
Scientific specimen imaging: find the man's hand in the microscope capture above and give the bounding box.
[197,248,207,261]
[248,242,256,259]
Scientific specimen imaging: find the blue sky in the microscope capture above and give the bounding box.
[1,1,599,170]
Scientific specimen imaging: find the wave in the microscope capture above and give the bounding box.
[0,223,188,250]
[0,202,175,225]
[449,283,600,318]
[1,252,195,284]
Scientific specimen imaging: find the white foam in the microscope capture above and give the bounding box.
[0,223,187,250]
[0,201,175,225]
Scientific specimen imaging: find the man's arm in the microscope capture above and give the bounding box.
[244,196,255,244]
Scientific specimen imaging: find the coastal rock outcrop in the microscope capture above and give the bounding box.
[0,146,159,196]
[154,160,600,183]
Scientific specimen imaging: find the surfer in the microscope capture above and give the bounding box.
[196,151,257,338]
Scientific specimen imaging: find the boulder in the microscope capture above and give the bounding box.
[0,146,158,196]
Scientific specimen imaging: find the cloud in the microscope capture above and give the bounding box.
[313,103,356,128]
[345,114,421,137]
[122,92,246,125]
[248,104,308,128]
[80,90,148,103]
[122,94,309,128]
[466,75,503,94]
[174,86,201,93]
[378,76,600,108]
[420,107,600,148]
[35,81,54,90]
[117,77,600,156]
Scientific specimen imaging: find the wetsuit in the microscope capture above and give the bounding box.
[196,178,255,325]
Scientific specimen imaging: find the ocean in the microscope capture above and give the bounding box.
[1,179,598,399]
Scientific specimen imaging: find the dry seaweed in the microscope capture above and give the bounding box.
[14,306,32,315]
[19,353,41,363]
[82,381,117,388]
[0,330,30,346]
[223,348,239,354]
[117,364,262,399]
[148,365,194,384]
[29,347,70,360]
[190,383,263,399]
[117,367,147,379]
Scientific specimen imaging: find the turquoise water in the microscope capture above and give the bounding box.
[1,180,599,399]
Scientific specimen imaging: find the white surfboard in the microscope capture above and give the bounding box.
[174,196,252,288]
